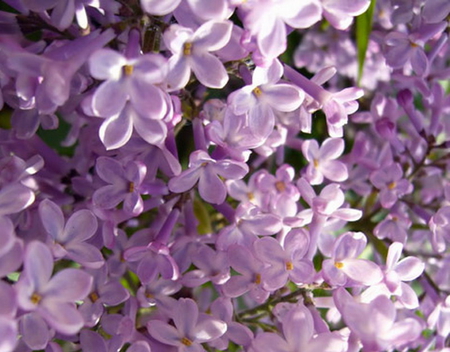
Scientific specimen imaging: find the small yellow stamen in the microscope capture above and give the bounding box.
[252,86,262,97]
[247,192,254,200]
[254,273,262,285]
[129,182,135,193]
[183,42,193,56]
[334,262,344,269]
[313,159,319,168]
[410,41,419,48]
[286,261,294,271]
[123,64,134,76]
[275,181,286,192]
[31,292,42,305]
[181,337,193,346]
[388,182,396,190]
[89,292,100,302]
[145,292,154,299]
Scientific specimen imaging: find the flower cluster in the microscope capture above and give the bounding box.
[0,0,449,351]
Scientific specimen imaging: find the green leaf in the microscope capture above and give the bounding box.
[356,0,377,85]
[193,198,213,234]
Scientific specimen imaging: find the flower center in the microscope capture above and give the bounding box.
[183,42,193,56]
[181,337,193,346]
[123,64,134,76]
[388,181,396,190]
[334,262,344,269]
[89,291,100,302]
[31,292,42,305]
[285,261,293,271]
[252,86,262,97]
[129,182,135,193]
[275,181,286,192]
[313,159,319,168]
[254,273,262,285]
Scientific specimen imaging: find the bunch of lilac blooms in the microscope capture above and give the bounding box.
[1,0,450,351]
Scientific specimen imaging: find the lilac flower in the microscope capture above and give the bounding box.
[147,298,227,351]
[168,150,248,204]
[163,20,233,89]
[15,241,93,335]
[251,303,347,352]
[222,244,271,303]
[284,65,363,137]
[8,29,115,115]
[216,203,282,250]
[88,47,170,149]
[181,244,230,287]
[228,59,304,139]
[334,287,422,352]
[240,0,322,60]
[384,22,447,76]
[38,199,104,268]
[362,242,424,309]
[321,231,383,286]
[209,297,253,350]
[253,229,314,291]
[429,206,450,253]
[79,266,130,327]
[92,156,153,216]
[302,137,348,185]
[370,162,413,209]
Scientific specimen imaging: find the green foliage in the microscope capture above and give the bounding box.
[356,0,377,85]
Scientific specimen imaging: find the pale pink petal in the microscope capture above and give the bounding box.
[140,0,182,15]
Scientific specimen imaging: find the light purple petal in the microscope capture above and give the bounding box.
[174,298,198,336]
[257,17,286,58]
[95,156,125,184]
[98,106,133,150]
[198,165,226,204]
[130,79,168,119]
[167,55,190,90]
[248,102,275,139]
[215,159,248,179]
[341,259,383,285]
[0,216,15,257]
[319,138,344,160]
[194,314,227,342]
[253,237,285,264]
[93,184,127,209]
[24,241,53,291]
[66,242,105,269]
[263,84,303,112]
[20,312,50,350]
[44,268,92,301]
[0,184,35,215]
[334,232,366,261]
[193,20,233,51]
[190,52,229,88]
[140,0,182,15]
[39,301,84,335]
[62,209,97,243]
[321,160,348,182]
[168,167,202,193]
[395,257,424,281]
[92,80,128,117]
[134,115,168,146]
[410,47,429,76]
[222,275,251,298]
[283,306,313,349]
[38,199,64,241]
